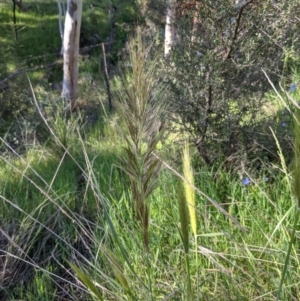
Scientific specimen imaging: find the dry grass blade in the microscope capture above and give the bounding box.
[262,69,297,120]
[270,127,291,191]
[0,219,89,300]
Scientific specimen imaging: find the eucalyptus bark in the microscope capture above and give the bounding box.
[191,1,199,44]
[57,0,64,55]
[62,0,82,110]
[164,0,176,58]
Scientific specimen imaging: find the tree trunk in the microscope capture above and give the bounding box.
[191,1,199,44]
[12,0,22,10]
[57,0,64,55]
[164,0,176,58]
[62,0,82,111]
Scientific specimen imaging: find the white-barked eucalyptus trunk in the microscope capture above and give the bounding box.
[62,0,82,110]
[57,0,65,55]
[164,0,176,58]
[191,1,199,44]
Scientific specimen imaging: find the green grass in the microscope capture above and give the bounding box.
[1,1,300,300]
[0,0,137,74]
[1,97,299,297]
[1,95,300,300]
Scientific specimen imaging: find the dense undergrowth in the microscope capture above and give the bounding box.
[1,1,300,300]
[1,119,299,300]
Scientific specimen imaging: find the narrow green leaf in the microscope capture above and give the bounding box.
[69,262,104,301]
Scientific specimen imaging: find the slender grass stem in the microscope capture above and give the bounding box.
[146,253,155,301]
[276,208,299,301]
[185,252,192,301]
[195,235,199,301]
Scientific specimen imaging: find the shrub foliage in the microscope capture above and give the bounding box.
[165,0,300,164]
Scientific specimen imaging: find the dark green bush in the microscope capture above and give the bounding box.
[165,0,300,165]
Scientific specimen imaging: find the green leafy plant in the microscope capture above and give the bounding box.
[165,0,300,165]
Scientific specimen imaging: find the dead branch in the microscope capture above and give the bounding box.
[224,0,255,60]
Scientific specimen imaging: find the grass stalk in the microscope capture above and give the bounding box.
[177,183,192,299]
[182,142,199,300]
[146,253,155,301]
[277,107,300,300]
[183,143,197,238]
[114,28,166,253]
[276,209,299,301]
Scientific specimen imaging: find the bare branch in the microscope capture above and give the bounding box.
[224,0,255,60]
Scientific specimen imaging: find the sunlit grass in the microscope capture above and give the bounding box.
[1,1,300,300]
[1,67,299,301]
[1,124,300,300]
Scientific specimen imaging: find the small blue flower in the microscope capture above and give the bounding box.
[289,83,297,92]
[281,122,287,128]
[242,177,251,186]
[263,177,269,182]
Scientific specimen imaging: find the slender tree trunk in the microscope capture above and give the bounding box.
[57,0,64,55]
[101,43,112,111]
[12,0,22,10]
[164,0,176,58]
[62,0,82,111]
[191,1,199,44]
